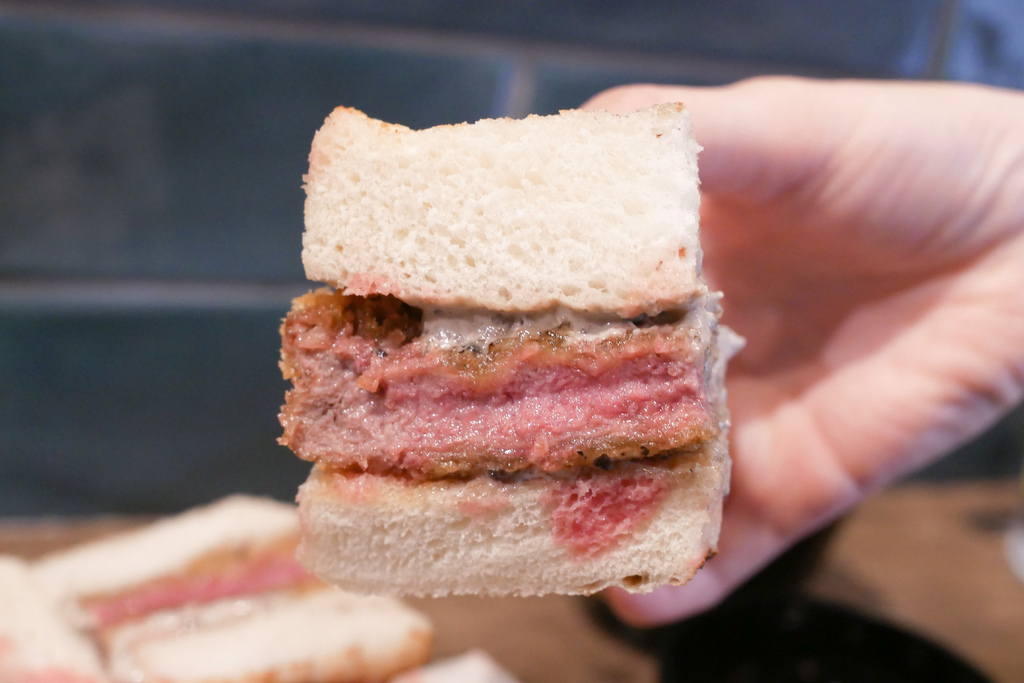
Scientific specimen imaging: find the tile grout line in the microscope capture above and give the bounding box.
[495,56,539,119]
[0,0,849,90]
[926,0,962,79]
[0,280,312,311]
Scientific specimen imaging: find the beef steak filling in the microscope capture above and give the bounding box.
[280,290,719,479]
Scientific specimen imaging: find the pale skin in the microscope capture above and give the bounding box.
[583,76,1024,626]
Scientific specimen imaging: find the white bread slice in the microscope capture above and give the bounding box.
[302,104,704,317]
[104,587,432,683]
[392,650,519,683]
[0,556,108,681]
[297,437,728,597]
[32,495,300,627]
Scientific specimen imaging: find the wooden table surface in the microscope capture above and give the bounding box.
[3,481,1023,683]
[804,481,1024,683]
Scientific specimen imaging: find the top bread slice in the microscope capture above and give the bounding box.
[302,104,704,317]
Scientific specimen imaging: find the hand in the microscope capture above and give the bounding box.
[584,76,1024,626]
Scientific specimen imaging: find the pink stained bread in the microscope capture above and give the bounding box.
[297,440,728,596]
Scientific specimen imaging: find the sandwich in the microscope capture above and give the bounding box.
[0,556,108,683]
[31,495,433,683]
[281,104,738,596]
[32,495,307,632]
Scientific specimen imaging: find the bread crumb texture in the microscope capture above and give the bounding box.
[302,105,704,316]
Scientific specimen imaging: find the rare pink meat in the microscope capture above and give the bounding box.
[280,291,718,478]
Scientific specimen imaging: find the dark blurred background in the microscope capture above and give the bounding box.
[1,0,1022,515]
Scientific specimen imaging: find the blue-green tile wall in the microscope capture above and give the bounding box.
[1,0,1021,513]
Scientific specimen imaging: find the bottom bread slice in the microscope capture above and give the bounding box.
[0,557,108,682]
[104,587,432,683]
[297,437,729,597]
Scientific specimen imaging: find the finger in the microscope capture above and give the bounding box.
[581,84,682,115]
[600,512,795,627]
[583,78,847,201]
[587,78,1024,261]
[602,567,728,627]
[599,475,832,627]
